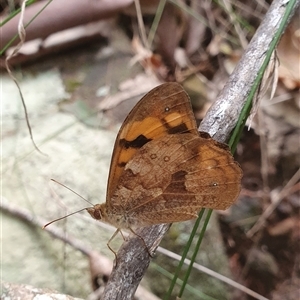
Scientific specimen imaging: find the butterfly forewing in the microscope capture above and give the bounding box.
[107,83,198,201]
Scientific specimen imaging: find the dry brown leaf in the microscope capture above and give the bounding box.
[277,22,300,89]
[268,217,297,236]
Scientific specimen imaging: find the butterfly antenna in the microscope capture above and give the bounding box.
[51,179,94,206]
[43,208,88,229]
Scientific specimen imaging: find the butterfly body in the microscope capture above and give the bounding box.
[87,82,242,231]
[87,204,131,229]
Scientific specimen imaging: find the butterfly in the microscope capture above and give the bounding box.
[86,82,242,253]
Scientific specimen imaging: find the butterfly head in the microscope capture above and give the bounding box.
[86,203,107,221]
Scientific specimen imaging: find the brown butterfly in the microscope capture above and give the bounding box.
[86,82,242,251]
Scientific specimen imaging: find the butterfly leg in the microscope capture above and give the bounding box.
[107,228,120,262]
[128,227,154,258]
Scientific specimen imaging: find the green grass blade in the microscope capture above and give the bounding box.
[164,208,205,300]
[0,0,53,55]
[178,209,213,297]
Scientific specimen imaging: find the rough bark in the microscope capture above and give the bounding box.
[100,0,300,299]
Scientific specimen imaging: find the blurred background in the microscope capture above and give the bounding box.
[1,1,299,299]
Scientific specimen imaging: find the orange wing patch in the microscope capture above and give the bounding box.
[107,82,198,200]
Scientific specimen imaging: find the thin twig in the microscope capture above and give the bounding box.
[5,0,45,155]
[222,0,249,49]
[134,0,149,49]
[158,247,269,300]
[247,169,300,238]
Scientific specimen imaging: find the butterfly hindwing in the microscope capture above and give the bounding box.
[109,133,242,226]
[107,83,199,200]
